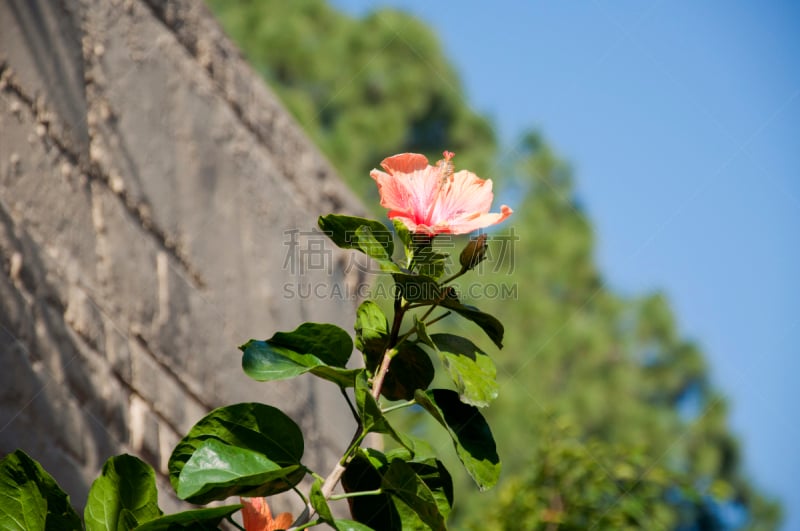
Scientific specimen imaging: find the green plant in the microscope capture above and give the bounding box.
[0,152,510,530]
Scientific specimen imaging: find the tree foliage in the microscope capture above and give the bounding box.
[208,0,495,203]
[207,1,782,529]
[471,135,781,529]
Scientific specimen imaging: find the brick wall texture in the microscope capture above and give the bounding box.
[0,0,365,514]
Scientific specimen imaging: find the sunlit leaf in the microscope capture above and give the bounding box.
[266,322,353,367]
[0,450,81,531]
[241,339,359,388]
[134,505,241,530]
[354,300,389,374]
[176,439,302,504]
[169,403,304,502]
[85,454,161,531]
[430,333,498,407]
[319,214,394,257]
[355,226,401,272]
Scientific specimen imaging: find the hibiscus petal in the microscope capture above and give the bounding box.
[270,512,294,531]
[404,167,444,224]
[448,171,495,213]
[430,171,494,227]
[371,169,410,213]
[371,152,512,235]
[372,166,442,227]
[447,205,513,234]
[240,497,294,531]
[380,153,429,174]
[241,497,272,531]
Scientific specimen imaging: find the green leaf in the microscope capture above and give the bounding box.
[392,219,413,267]
[386,438,437,464]
[169,403,304,501]
[430,334,498,407]
[133,505,241,530]
[334,520,376,531]
[241,322,356,387]
[176,439,303,504]
[341,450,452,531]
[355,372,414,452]
[380,341,434,401]
[354,301,389,374]
[380,449,453,521]
[310,478,334,524]
[266,322,354,367]
[392,219,412,251]
[439,298,504,349]
[401,233,448,277]
[341,452,398,530]
[319,214,394,257]
[0,450,81,531]
[414,390,500,490]
[407,459,454,522]
[391,273,444,304]
[118,510,140,529]
[85,454,162,531]
[241,339,359,388]
[355,226,401,272]
[382,459,445,531]
[412,250,449,279]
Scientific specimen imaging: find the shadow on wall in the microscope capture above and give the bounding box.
[1,0,366,514]
[0,201,130,509]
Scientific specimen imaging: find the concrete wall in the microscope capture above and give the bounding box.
[0,0,365,513]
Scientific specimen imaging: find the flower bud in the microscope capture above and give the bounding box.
[460,233,487,272]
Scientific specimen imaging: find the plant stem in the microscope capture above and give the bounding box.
[417,303,438,324]
[319,462,347,499]
[340,386,359,423]
[339,430,368,466]
[440,268,467,285]
[394,328,415,345]
[407,270,463,324]
[426,311,452,327]
[381,399,416,414]
[329,488,383,501]
[293,285,408,529]
[389,289,405,344]
[292,427,360,528]
[371,348,396,400]
[292,519,323,530]
[292,484,309,505]
[225,515,245,531]
[372,289,406,400]
[393,309,453,348]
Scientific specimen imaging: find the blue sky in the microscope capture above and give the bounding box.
[330,0,800,528]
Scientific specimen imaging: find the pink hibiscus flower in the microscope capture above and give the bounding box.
[240,497,293,531]
[370,151,512,235]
